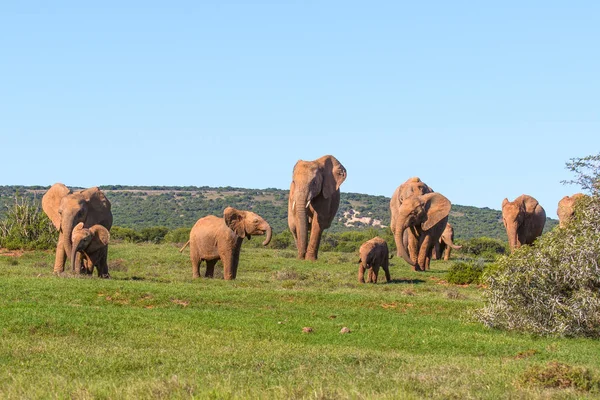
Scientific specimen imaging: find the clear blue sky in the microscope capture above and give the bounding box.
[1,1,598,217]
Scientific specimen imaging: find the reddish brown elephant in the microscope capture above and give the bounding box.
[180,207,271,280]
[390,177,436,267]
[501,194,546,252]
[557,193,586,228]
[393,192,452,271]
[357,237,392,283]
[42,183,112,275]
[287,155,347,260]
[433,223,462,261]
[71,223,110,278]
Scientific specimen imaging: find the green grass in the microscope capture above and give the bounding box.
[1,243,599,399]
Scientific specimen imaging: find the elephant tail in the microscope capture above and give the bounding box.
[179,240,190,253]
[389,254,394,260]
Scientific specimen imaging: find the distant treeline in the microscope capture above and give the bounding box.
[0,185,558,240]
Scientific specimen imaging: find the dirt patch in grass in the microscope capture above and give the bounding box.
[519,361,600,392]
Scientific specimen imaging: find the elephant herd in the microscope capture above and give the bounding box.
[40,154,586,282]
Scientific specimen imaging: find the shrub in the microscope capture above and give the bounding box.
[457,237,507,259]
[110,226,142,242]
[478,191,600,337]
[0,195,57,250]
[269,231,293,250]
[139,226,169,243]
[446,261,485,285]
[164,228,191,243]
[520,362,600,392]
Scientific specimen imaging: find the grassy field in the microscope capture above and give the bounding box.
[1,243,599,399]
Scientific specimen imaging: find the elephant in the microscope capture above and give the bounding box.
[557,193,586,228]
[433,223,462,261]
[501,194,546,252]
[42,183,113,275]
[357,237,392,283]
[390,177,435,266]
[71,222,110,278]
[392,192,452,271]
[180,207,272,280]
[288,155,347,260]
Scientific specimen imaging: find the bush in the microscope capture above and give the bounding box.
[478,193,600,337]
[457,237,507,259]
[110,226,142,242]
[0,195,57,250]
[446,261,485,285]
[164,227,191,243]
[139,226,169,243]
[269,231,293,250]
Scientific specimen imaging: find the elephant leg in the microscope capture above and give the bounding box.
[358,265,366,283]
[382,261,391,283]
[53,232,67,274]
[306,222,323,261]
[371,266,380,283]
[408,234,421,271]
[231,246,242,280]
[443,247,451,261]
[205,259,217,278]
[417,237,433,271]
[221,252,235,280]
[191,248,202,279]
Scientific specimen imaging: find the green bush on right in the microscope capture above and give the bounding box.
[478,154,600,337]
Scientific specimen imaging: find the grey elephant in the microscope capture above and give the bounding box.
[502,194,546,252]
[71,222,110,278]
[358,237,392,283]
[557,193,586,228]
[180,207,272,280]
[393,192,452,271]
[433,223,462,261]
[42,183,112,275]
[288,155,347,260]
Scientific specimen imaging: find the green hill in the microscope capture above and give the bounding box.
[0,185,558,240]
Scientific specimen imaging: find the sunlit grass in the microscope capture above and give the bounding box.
[0,243,599,399]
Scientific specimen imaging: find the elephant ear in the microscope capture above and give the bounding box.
[223,207,246,238]
[321,155,347,199]
[421,193,451,231]
[91,225,110,247]
[42,183,71,230]
[502,198,509,209]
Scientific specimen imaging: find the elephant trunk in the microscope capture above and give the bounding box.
[396,220,417,268]
[295,202,308,259]
[262,224,272,246]
[507,225,519,252]
[61,217,76,267]
[70,239,84,273]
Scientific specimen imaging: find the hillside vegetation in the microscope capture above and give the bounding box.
[0,185,558,240]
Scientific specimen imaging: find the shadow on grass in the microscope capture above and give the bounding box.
[387,278,426,285]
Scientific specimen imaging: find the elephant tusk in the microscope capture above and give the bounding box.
[292,201,296,211]
[306,200,311,208]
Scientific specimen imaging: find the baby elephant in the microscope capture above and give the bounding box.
[71,222,111,278]
[180,207,272,280]
[358,237,392,283]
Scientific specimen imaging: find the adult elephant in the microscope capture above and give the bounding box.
[390,177,434,261]
[433,223,462,261]
[501,194,546,252]
[180,207,272,280]
[557,193,586,228]
[42,183,113,275]
[288,155,347,260]
[393,192,452,271]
